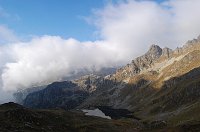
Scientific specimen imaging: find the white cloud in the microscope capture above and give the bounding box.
[92,0,200,58]
[165,0,200,43]
[1,0,200,94]
[1,36,120,91]
[0,25,19,44]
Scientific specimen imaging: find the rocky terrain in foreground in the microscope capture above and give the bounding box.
[1,102,200,132]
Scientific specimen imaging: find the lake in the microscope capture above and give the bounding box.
[82,106,141,120]
[82,108,111,119]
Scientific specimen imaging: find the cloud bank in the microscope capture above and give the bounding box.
[1,37,120,91]
[1,0,200,95]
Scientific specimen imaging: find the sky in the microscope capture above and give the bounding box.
[0,0,166,41]
[0,0,200,103]
[0,0,111,41]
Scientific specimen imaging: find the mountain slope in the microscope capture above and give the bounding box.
[78,36,200,126]
[24,81,89,109]
[0,102,140,132]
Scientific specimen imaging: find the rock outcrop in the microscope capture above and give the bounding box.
[162,47,173,58]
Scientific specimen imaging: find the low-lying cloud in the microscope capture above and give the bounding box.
[1,0,200,96]
[1,36,120,91]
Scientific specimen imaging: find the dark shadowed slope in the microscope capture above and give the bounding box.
[24,81,89,110]
[0,102,140,132]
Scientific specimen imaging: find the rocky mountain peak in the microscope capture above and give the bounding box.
[148,44,161,51]
[113,44,163,81]
[146,44,162,59]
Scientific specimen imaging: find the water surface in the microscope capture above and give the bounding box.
[82,109,111,119]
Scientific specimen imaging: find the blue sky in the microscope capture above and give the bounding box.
[0,0,165,41]
[0,0,106,41]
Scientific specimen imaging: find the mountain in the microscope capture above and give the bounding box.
[24,81,89,110]
[23,74,119,109]
[13,85,46,104]
[22,35,200,129]
[14,67,117,105]
[78,35,200,126]
[61,67,117,81]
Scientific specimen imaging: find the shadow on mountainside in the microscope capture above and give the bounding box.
[0,102,141,132]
